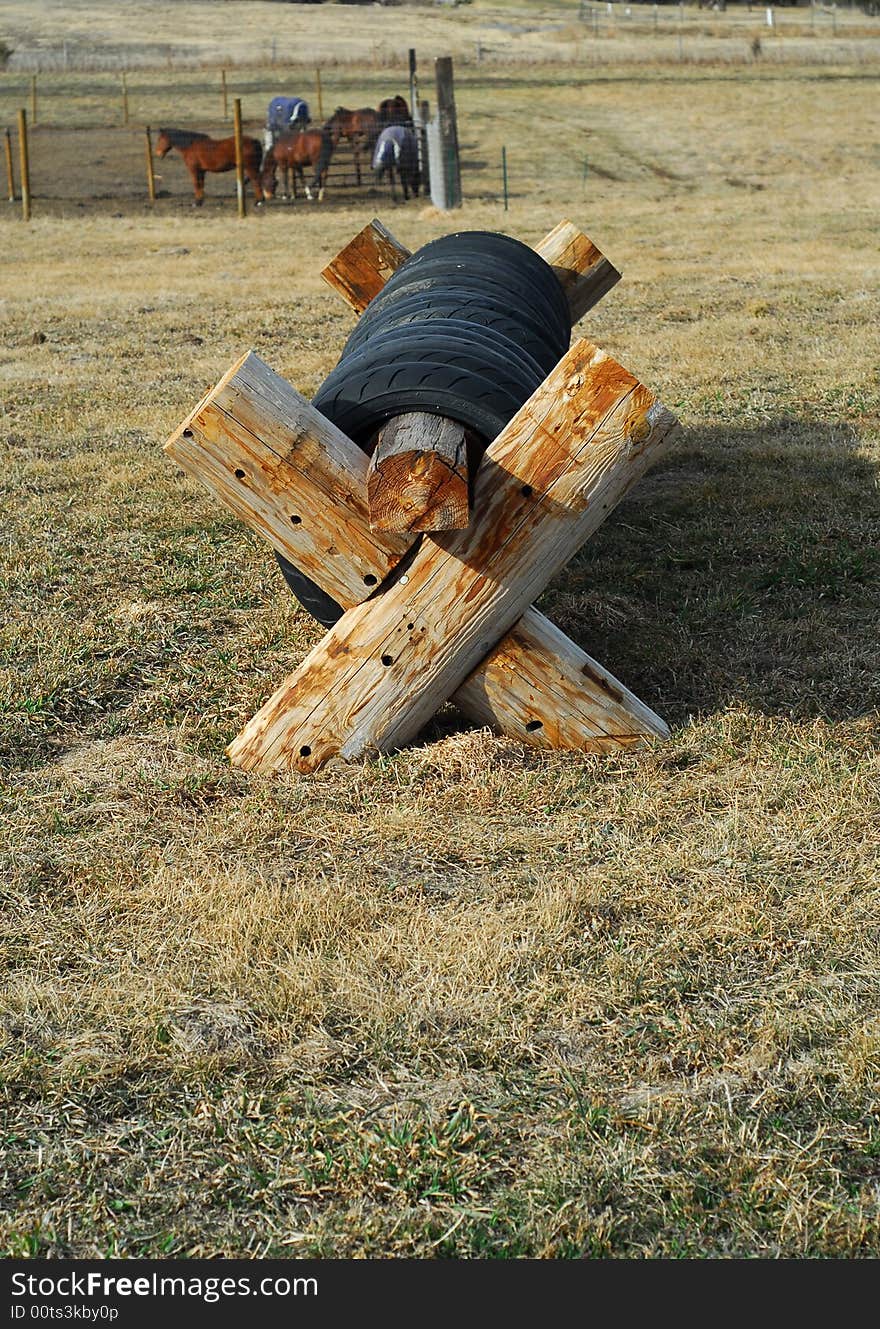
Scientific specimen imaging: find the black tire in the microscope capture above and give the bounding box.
[274,552,344,627]
[374,240,571,342]
[313,356,526,447]
[341,296,560,376]
[368,264,570,352]
[336,320,545,397]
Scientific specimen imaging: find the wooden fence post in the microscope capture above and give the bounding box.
[4,127,15,202]
[501,145,508,211]
[233,97,246,218]
[432,56,461,209]
[221,67,228,120]
[145,125,156,202]
[17,109,30,222]
[30,75,37,126]
[121,72,129,126]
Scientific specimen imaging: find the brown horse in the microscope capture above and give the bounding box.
[322,106,380,187]
[155,128,264,206]
[377,95,412,130]
[262,129,332,202]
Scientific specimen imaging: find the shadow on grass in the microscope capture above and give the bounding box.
[538,416,880,727]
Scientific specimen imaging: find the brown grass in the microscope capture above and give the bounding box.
[1,12,879,1257]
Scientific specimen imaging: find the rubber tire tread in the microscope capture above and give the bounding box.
[341,298,559,376]
[365,267,569,353]
[335,321,545,396]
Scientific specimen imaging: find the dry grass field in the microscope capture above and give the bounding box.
[2,0,880,1259]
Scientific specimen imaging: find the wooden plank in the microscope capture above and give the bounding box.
[163,352,411,609]
[320,219,411,315]
[321,218,619,325]
[367,412,470,533]
[534,219,622,325]
[455,608,667,751]
[227,340,680,773]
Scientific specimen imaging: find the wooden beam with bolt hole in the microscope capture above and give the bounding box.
[226,341,680,774]
[321,218,621,324]
[164,350,673,758]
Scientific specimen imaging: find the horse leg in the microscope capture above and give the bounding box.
[247,161,265,205]
[353,139,361,188]
[191,166,205,207]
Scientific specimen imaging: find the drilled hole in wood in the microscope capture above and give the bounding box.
[234,468,246,480]
[521,484,533,498]
[290,514,302,525]
[525,719,543,732]
[381,654,394,667]
[299,745,311,758]
[363,574,378,586]
[182,428,193,438]
[407,623,414,630]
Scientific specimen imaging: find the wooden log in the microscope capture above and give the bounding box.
[17,108,30,224]
[321,217,620,326]
[367,412,470,533]
[4,127,15,202]
[163,352,411,608]
[227,340,680,773]
[165,352,669,756]
[455,609,668,751]
[145,125,156,203]
[320,219,412,315]
[534,219,622,325]
[233,97,245,219]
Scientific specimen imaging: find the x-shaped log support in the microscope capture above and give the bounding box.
[165,220,681,773]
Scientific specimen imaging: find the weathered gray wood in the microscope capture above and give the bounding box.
[367,412,470,532]
[227,340,680,773]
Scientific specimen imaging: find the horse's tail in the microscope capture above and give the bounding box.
[311,125,335,191]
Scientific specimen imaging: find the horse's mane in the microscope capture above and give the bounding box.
[158,127,211,149]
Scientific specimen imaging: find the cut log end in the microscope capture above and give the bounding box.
[367,412,470,534]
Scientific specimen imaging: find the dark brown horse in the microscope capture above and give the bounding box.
[377,95,412,130]
[262,129,331,202]
[155,128,264,206]
[322,106,380,187]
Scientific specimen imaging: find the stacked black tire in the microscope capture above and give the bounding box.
[279,231,571,625]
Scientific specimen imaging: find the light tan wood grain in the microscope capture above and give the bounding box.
[320,219,411,314]
[367,412,470,532]
[164,352,411,609]
[534,219,622,325]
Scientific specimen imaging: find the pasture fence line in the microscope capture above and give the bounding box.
[17,107,30,221]
[4,126,14,201]
[121,72,129,126]
[315,67,324,120]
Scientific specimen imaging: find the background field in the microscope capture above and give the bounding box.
[2,0,880,1259]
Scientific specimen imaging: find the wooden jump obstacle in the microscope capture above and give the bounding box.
[165,218,681,774]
